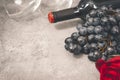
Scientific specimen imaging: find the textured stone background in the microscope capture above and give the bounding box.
[0,0,99,80]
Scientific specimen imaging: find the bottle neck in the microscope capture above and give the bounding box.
[75,0,96,19]
[76,0,120,17]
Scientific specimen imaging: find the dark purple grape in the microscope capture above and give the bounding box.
[88,51,102,62]
[79,27,87,36]
[92,18,100,26]
[65,37,72,44]
[102,51,109,60]
[69,43,77,53]
[88,34,95,42]
[110,36,118,42]
[89,10,97,18]
[94,26,103,34]
[106,46,115,55]
[101,17,108,26]
[117,43,120,53]
[115,14,120,22]
[84,22,89,26]
[71,32,79,40]
[108,16,117,26]
[116,9,120,13]
[87,18,94,26]
[73,45,82,55]
[119,22,120,27]
[85,21,92,26]
[103,51,108,57]
[111,26,119,35]
[87,26,94,34]
[100,32,108,38]
[65,44,70,51]
[108,5,113,10]
[104,23,111,32]
[90,43,98,50]
[117,35,120,41]
[86,14,91,20]
[88,18,94,23]
[77,36,86,46]
[94,35,103,41]
[76,24,83,31]
[101,6,108,11]
[111,41,117,47]
[97,41,106,48]
[83,43,90,54]
[96,10,105,18]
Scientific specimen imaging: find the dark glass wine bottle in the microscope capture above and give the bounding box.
[48,0,120,23]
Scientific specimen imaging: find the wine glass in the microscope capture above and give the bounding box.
[3,0,41,20]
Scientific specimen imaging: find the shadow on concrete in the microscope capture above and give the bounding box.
[54,19,82,30]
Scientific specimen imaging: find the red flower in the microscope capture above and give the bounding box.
[96,56,120,80]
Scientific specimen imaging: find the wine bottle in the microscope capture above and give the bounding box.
[48,0,120,23]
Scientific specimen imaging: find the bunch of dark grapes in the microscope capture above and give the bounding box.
[64,6,120,62]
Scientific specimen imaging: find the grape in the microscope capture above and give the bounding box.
[115,14,120,22]
[83,43,90,54]
[108,16,117,26]
[117,35,120,41]
[77,36,86,46]
[110,41,117,47]
[104,23,111,32]
[116,9,120,13]
[88,51,102,62]
[76,24,83,31]
[96,10,105,18]
[108,6,113,11]
[119,22,120,27]
[97,41,106,48]
[85,21,92,26]
[78,27,87,36]
[83,22,89,27]
[94,26,103,34]
[111,26,119,35]
[73,45,82,55]
[65,44,69,51]
[86,14,91,20]
[69,43,77,53]
[106,46,116,55]
[90,43,98,50]
[92,18,100,26]
[65,37,72,44]
[101,17,108,26]
[88,34,95,42]
[89,10,97,18]
[102,51,109,60]
[117,43,120,53]
[94,34,103,41]
[88,18,94,23]
[100,32,108,38]
[87,26,94,34]
[101,6,108,11]
[71,32,79,41]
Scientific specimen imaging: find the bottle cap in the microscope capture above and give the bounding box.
[48,12,55,23]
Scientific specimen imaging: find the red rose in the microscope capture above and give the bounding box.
[96,56,120,80]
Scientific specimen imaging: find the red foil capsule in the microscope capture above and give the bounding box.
[48,12,55,23]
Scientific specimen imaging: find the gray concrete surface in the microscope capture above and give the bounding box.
[0,1,99,80]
